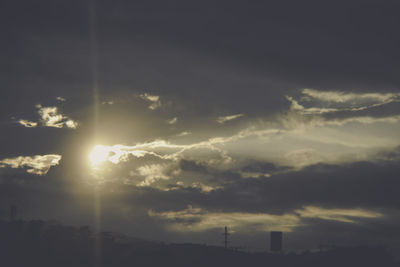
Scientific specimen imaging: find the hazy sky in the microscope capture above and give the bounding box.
[1,0,400,253]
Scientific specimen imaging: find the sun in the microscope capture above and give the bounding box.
[89,145,111,166]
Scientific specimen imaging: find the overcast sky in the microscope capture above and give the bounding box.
[1,0,400,254]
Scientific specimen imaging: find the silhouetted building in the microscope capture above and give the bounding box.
[9,205,16,221]
[270,231,282,252]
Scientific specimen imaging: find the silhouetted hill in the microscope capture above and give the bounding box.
[0,220,398,267]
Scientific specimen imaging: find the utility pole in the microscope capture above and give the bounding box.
[222,226,230,249]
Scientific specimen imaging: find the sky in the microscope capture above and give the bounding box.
[1,0,400,254]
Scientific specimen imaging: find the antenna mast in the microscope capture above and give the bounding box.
[222,226,230,249]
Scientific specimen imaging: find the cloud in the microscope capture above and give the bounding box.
[136,164,170,186]
[167,117,178,125]
[217,113,244,124]
[148,205,381,233]
[323,115,400,127]
[125,155,400,218]
[279,108,400,140]
[160,181,222,193]
[295,206,382,223]
[84,92,400,188]
[286,96,338,114]
[2,0,400,254]
[86,110,399,180]
[190,182,222,193]
[139,93,161,110]
[176,131,191,137]
[18,105,78,129]
[149,205,300,232]
[56,96,66,102]
[208,159,400,214]
[302,88,400,104]
[0,154,62,175]
[284,149,325,167]
[18,119,38,128]
[85,127,283,168]
[286,89,400,115]
[37,105,78,129]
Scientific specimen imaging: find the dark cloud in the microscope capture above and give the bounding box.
[241,160,280,173]
[4,0,399,123]
[207,160,400,213]
[101,155,400,216]
[2,0,400,256]
[179,159,208,173]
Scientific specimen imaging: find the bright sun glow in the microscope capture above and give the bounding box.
[89,145,112,166]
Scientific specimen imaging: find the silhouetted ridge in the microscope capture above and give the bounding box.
[0,220,397,267]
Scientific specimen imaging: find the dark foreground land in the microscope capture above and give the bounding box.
[0,220,398,267]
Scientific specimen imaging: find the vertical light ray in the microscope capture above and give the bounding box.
[89,0,102,266]
[93,186,102,267]
[89,0,99,133]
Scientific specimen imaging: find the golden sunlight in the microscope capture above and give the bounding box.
[89,145,112,166]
